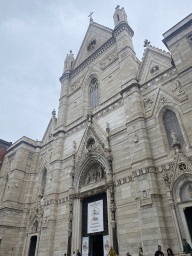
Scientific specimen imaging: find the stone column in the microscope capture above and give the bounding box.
[71,196,82,254]
[107,179,118,254]
[67,196,74,256]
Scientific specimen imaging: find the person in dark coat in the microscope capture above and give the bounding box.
[167,248,174,256]
[155,245,164,256]
[77,249,81,256]
[183,239,192,254]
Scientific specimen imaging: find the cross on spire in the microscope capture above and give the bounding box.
[88,12,94,22]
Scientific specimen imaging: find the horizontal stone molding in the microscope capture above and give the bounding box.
[60,37,116,82]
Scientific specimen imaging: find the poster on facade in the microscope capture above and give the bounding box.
[103,235,109,256]
[82,237,89,256]
[87,199,104,234]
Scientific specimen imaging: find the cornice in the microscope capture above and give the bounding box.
[59,37,116,82]
[113,22,134,37]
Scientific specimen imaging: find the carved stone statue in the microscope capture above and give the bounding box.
[188,185,192,199]
[171,130,181,149]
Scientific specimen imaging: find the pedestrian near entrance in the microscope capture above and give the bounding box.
[155,245,164,256]
[139,247,143,256]
[126,252,131,256]
[167,248,174,256]
[108,246,116,256]
[77,249,81,256]
[183,239,192,254]
[73,251,75,256]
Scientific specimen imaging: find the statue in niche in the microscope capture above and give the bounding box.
[188,185,192,198]
[171,130,178,144]
[92,169,97,182]
[85,173,90,185]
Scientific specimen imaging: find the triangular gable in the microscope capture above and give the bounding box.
[138,45,172,85]
[42,117,56,144]
[75,118,110,169]
[74,22,113,69]
[170,152,192,191]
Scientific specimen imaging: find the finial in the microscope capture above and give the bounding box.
[116,5,120,9]
[52,109,56,117]
[70,50,72,54]
[144,39,150,47]
[88,12,94,23]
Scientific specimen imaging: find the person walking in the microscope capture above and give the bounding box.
[126,252,131,256]
[183,239,192,254]
[73,252,75,256]
[139,247,143,256]
[77,249,81,256]
[167,248,174,256]
[155,245,164,256]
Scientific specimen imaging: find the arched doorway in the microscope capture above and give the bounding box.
[173,173,192,244]
[71,157,116,256]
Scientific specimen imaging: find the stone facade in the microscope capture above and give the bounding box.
[0,7,192,256]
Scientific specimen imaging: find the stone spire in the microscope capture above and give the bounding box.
[113,5,128,27]
[64,50,74,73]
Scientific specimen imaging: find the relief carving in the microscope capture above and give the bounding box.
[70,78,83,93]
[83,163,104,186]
[170,80,185,96]
[143,95,155,112]
[99,54,117,70]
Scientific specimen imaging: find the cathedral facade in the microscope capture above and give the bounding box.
[1,7,192,256]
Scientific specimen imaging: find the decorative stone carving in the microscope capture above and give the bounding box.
[171,80,185,96]
[83,163,104,186]
[143,95,155,111]
[99,54,117,70]
[144,39,150,47]
[188,185,192,198]
[87,38,97,53]
[171,130,181,149]
[86,137,95,152]
[187,33,192,47]
[178,162,187,172]
[150,65,159,75]
[70,78,83,94]
[162,172,173,189]
[142,190,147,199]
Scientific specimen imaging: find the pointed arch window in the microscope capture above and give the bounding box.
[163,109,185,149]
[41,168,47,197]
[89,78,99,109]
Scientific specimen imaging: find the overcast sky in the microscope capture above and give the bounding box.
[1,0,191,144]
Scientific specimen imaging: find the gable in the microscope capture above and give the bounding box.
[42,117,56,144]
[74,22,113,69]
[138,46,172,84]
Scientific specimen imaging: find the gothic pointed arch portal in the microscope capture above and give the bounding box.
[172,173,192,244]
[71,154,118,256]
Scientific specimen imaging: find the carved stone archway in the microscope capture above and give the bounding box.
[172,173,192,244]
[71,154,118,256]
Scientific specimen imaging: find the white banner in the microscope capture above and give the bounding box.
[103,235,109,256]
[82,237,89,256]
[87,199,104,234]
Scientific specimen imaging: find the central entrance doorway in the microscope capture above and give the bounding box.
[82,193,108,256]
[90,234,103,256]
[184,206,192,240]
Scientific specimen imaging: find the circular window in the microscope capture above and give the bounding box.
[87,38,97,53]
[178,162,187,172]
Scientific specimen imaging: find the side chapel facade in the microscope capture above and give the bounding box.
[1,6,192,256]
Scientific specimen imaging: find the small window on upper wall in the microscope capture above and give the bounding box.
[163,109,185,149]
[89,78,99,110]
